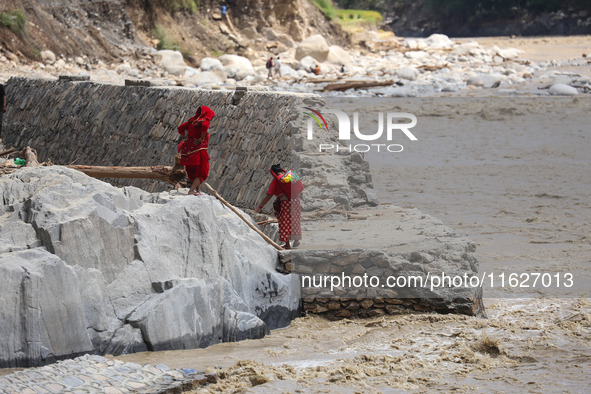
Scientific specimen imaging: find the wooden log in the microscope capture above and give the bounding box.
[321,80,394,92]
[202,182,284,251]
[307,78,341,84]
[67,165,188,186]
[0,147,17,157]
[418,63,449,72]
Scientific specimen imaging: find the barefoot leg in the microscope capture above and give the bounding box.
[188,178,202,195]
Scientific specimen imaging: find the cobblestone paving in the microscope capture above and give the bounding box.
[0,355,214,393]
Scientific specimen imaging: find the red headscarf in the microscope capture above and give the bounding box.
[267,165,304,199]
[181,105,215,139]
[177,106,215,166]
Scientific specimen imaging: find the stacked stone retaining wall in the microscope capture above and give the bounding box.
[279,243,485,318]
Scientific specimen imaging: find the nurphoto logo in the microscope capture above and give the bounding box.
[304,107,418,153]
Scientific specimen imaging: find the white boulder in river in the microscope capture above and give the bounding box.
[0,167,299,368]
[156,50,187,76]
[548,83,579,96]
[219,54,255,81]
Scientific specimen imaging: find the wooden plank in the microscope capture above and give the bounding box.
[321,80,394,92]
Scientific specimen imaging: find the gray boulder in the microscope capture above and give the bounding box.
[0,167,299,367]
[425,33,455,49]
[199,57,223,72]
[467,73,506,88]
[548,83,578,96]
[295,34,330,62]
[0,249,94,367]
[187,70,227,87]
[40,50,56,65]
[219,54,255,81]
[397,67,419,81]
[325,45,352,68]
[156,50,187,76]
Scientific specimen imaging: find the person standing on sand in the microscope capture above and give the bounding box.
[177,106,215,195]
[266,57,274,79]
[274,56,282,78]
[255,164,304,249]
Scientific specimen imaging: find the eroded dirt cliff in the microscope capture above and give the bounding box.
[0,0,348,66]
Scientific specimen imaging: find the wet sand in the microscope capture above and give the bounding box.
[457,35,591,62]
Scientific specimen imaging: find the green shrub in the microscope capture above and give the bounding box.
[336,9,383,27]
[312,0,338,20]
[313,1,383,27]
[165,0,198,14]
[154,25,180,51]
[0,9,27,35]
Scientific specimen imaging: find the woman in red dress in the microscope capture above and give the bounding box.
[255,164,304,249]
[177,106,215,195]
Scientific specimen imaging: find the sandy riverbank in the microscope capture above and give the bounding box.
[456,35,591,62]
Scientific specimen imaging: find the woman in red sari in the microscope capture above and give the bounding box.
[255,164,304,249]
[177,106,215,195]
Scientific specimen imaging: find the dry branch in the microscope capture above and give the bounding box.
[418,63,450,72]
[321,80,394,92]
[202,182,284,251]
[0,147,18,157]
[67,165,185,185]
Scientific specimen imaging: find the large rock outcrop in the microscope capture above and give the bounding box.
[0,166,299,368]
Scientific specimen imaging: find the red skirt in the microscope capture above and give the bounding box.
[177,142,209,182]
[185,162,209,182]
[276,197,302,242]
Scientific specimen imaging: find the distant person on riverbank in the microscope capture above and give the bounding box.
[274,56,282,78]
[266,57,274,79]
[177,106,215,195]
[0,83,5,141]
[255,164,304,249]
[312,64,321,75]
[220,4,227,19]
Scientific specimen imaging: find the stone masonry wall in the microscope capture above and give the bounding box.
[4,77,378,211]
[280,247,486,318]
